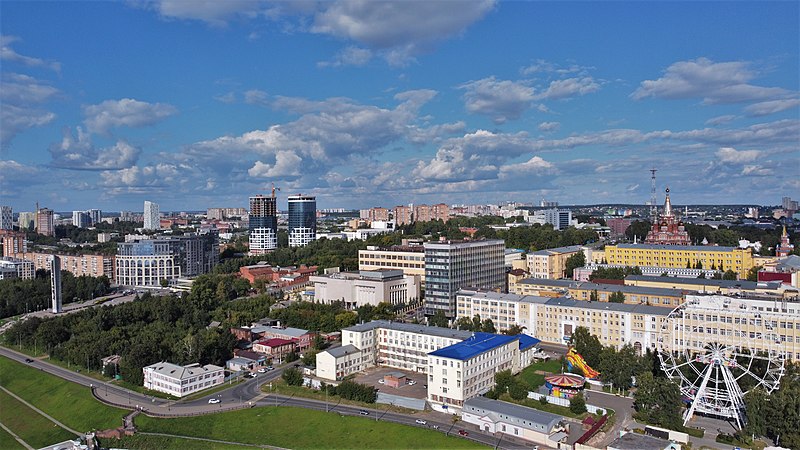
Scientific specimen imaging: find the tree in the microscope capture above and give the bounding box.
[494,370,514,394]
[428,310,449,328]
[569,392,587,414]
[590,289,599,302]
[609,291,625,303]
[284,351,299,363]
[502,324,525,335]
[509,381,528,400]
[722,269,738,280]
[746,265,762,282]
[302,349,319,366]
[160,278,169,288]
[569,327,602,369]
[282,367,304,386]
[455,316,475,331]
[633,371,683,430]
[481,318,496,333]
[564,251,585,279]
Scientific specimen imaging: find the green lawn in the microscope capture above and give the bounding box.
[0,356,128,432]
[268,381,417,414]
[136,406,488,449]
[0,427,25,450]
[517,359,564,389]
[102,434,255,450]
[0,390,77,448]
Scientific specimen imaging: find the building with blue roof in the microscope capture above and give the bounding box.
[427,332,541,413]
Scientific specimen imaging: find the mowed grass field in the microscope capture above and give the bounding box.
[136,407,488,449]
[0,424,26,450]
[106,434,254,450]
[517,359,564,389]
[0,389,77,448]
[0,356,127,432]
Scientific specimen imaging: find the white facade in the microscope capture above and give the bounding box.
[143,201,160,230]
[0,257,34,280]
[143,362,224,398]
[248,227,277,254]
[462,397,567,447]
[427,334,520,411]
[315,344,365,381]
[311,269,421,308]
[0,206,12,230]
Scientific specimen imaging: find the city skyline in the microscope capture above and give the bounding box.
[1,1,798,211]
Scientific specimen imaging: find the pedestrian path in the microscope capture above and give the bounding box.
[0,386,81,436]
[0,420,34,450]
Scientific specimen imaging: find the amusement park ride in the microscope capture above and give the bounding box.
[657,296,786,429]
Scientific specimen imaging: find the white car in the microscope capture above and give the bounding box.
[378,379,385,384]
[415,419,427,425]
[208,398,221,404]
[257,368,267,373]
[408,380,417,385]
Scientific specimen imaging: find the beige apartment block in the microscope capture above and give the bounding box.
[527,245,584,279]
[358,245,426,281]
[604,244,755,279]
[15,251,114,280]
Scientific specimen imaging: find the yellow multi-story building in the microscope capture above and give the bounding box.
[527,245,585,279]
[510,278,685,307]
[624,275,793,298]
[358,245,426,281]
[604,244,754,279]
[457,290,800,361]
[456,289,670,355]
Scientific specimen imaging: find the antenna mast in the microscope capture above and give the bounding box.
[649,168,658,220]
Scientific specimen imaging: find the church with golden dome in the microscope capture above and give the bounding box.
[645,188,691,246]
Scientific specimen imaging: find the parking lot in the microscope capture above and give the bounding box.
[354,367,429,399]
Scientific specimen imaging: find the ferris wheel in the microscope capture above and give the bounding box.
[657,295,786,429]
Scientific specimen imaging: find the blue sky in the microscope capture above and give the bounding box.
[1,1,798,212]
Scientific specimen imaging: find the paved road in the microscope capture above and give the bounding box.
[1,346,540,449]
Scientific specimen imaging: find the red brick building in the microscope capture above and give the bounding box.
[252,338,296,362]
[239,263,317,286]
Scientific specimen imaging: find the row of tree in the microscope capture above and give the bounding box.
[0,271,111,319]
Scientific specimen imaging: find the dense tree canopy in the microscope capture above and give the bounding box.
[0,272,111,319]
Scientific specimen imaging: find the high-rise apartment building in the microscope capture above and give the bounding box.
[249,194,278,255]
[72,211,91,228]
[116,231,219,286]
[288,194,316,247]
[37,208,55,236]
[423,239,505,317]
[88,209,102,225]
[413,203,450,223]
[393,205,413,225]
[534,208,572,230]
[17,212,35,230]
[0,230,26,257]
[143,201,160,230]
[0,206,12,230]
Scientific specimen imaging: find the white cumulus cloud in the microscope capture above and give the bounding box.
[459,77,535,124]
[83,98,177,134]
[716,147,761,164]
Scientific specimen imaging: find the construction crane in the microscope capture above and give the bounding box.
[271,183,281,199]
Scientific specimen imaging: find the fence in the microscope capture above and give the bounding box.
[526,392,606,415]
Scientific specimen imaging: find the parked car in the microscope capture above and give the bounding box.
[24,358,33,363]
[458,430,469,436]
[378,379,385,384]
[208,398,221,404]
[257,368,267,373]
[266,366,274,371]
[415,419,427,425]
[359,409,370,416]
[408,380,417,385]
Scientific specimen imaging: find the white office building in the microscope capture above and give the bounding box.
[310,269,421,308]
[530,208,573,230]
[143,201,160,230]
[143,362,224,398]
[0,257,34,280]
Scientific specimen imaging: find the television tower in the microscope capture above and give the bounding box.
[649,168,658,220]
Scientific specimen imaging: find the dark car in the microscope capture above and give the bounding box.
[458,430,469,436]
[24,358,33,363]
